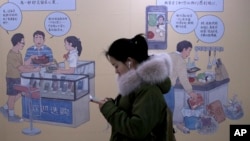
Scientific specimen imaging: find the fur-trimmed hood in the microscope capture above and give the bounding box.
[117,53,172,96]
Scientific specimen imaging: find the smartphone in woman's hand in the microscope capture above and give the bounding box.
[89,95,101,104]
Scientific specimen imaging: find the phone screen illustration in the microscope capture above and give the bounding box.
[146,6,167,49]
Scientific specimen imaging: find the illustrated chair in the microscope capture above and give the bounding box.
[14,84,41,135]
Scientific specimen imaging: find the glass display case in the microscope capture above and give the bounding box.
[20,60,95,127]
[57,60,95,78]
[21,72,89,101]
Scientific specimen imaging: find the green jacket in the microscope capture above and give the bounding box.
[101,54,175,141]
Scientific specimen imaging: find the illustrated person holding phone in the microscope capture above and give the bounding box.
[91,34,175,141]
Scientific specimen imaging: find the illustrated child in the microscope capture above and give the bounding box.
[24,30,54,66]
[54,36,82,74]
[0,33,41,122]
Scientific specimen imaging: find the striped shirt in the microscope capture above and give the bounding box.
[24,45,54,63]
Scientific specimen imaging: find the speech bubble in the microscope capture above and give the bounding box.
[170,8,198,34]
[195,15,224,43]
[44,12,71,37]
[0,2,22,32]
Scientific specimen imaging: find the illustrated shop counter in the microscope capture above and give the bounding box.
[173,78,230,123]
[20,60,95,127]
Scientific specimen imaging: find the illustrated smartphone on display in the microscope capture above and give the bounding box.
[146,5,167,49]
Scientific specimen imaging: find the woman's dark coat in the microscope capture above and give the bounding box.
[101,54,175,141]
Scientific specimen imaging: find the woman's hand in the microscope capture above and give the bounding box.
[91,98,113,109]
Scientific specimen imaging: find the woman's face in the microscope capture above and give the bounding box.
[64,40,73,51]
[108,56,129,77]
[158,17,164,24]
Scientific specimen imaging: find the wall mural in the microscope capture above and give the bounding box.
[145,0,244,135]
[0,0,245,137]
[0,0,95,136]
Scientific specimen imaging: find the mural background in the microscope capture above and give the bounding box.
[0,0,249,141]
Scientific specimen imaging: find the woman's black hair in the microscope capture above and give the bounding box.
[105,34,149,64]
[64,36,82,56]
[157,15,165,20]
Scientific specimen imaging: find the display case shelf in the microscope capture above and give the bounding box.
[21,72,89,101]
[57,60,95,77]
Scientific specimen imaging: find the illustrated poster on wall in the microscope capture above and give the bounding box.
[155,0,244,136]
[0,0,96,130]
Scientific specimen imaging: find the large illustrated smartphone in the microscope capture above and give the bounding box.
[146,5,167,49]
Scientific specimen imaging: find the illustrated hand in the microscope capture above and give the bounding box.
[33,67,41,72]
[30,55,38,59]
[53,69,61,74]
[189,92,198,100]
[63,52,69,60]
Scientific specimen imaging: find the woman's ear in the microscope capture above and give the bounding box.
[126,57,134,69]
[128,61,131,69]
[125,61,131,69]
